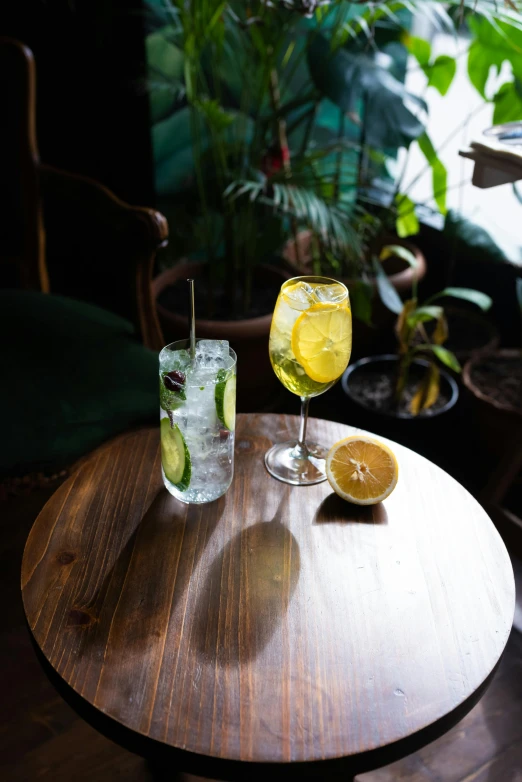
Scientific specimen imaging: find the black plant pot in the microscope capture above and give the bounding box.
[341,355,459,462]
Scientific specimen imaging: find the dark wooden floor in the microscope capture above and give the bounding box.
[2,485,521,782]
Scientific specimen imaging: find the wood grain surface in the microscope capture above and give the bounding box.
[21,415,515,778]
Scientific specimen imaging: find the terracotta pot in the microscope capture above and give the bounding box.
[282,231,427,358]
[348,238,427,359]
[462,349,522,462]
[152,262,290,412]
[282,230,426,297]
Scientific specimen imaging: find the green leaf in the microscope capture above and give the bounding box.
[350,280,374,326]
[184,59,194,103]
[227,179,361,258]
[407,306,444,327]
[395,194,420,238]
[372,257,403,315]
[417,132,447,215]
[433,314,448,345]
[410,363,440,416]
[380,244,418,268]
[153,107,252,195]
[404,34,431,67]
[443,210,508,264]
[395,298,417,354]
[429,287,493,311]
[429,345,462,373]
[195,99,235,131]
[493,79,522,124]
[467,16,522,99]
[307,34,427,149]
[207,1,226,35]
[426,55,456,96]
[145,28,185,122]
[159,373,186,412]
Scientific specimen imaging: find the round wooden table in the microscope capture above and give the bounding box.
[22,414,515,780]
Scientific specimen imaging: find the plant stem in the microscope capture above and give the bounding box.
[189,103,215,317]
[299,100,320,156]
[334,108,346,202]
[269,65,302,268]
[357,92,369,191]
[279,8,331,97]
[394,178,470,218]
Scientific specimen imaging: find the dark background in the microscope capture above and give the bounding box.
[1,0,154,206]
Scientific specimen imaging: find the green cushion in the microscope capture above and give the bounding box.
[1,291,159,476]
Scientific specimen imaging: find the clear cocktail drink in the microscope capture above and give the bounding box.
[159,338,236,503]
[266,276,351,485]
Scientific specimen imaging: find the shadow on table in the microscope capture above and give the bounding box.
[314,493,388,525]
[192,488,300,666]
[73,488,226,658]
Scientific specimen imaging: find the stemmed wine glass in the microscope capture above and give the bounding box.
[265,276,352,485]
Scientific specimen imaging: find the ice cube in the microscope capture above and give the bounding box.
[160,347,192,373]
[194,339,231,371]
[284,281,316,311]
[313,283,347,305]
[196,339,229,360]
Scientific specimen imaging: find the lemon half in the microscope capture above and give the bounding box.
[326,435,398,505]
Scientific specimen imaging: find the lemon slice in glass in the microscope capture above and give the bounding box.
[291,302,352,383]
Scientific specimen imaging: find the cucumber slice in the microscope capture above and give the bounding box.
[160,418,191,490]
[215,370,236,431]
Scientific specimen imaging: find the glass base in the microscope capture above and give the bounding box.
[264,441,328,485]
[162,468,232,504]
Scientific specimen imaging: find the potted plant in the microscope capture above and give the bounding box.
[146,0,412,404]
[462,278,522,466]
[276,3,522,345]
[145,1,520,408]
[146,3,432,324]
[342,278,493,441]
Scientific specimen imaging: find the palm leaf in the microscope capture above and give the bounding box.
[226,179,360,257]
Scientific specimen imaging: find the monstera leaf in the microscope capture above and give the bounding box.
[493,78,522,124]
[153,106,253,195]
[467,16,522,99]
[307,34,427,149]
[146,27,185,123]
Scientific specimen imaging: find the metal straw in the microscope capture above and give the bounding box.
[188,278,196,359]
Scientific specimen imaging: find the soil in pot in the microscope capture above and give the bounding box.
[342,356,460,475]
[468,354,522,414]
[348,362,451,418]
[157,272,281,321]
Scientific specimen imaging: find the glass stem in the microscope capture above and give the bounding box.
[294,396,310,459]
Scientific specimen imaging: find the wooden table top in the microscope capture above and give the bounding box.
[22,414,515,779]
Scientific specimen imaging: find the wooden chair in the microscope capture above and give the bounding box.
[0,36,168,348]
[0,38,168,483]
